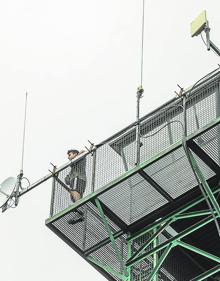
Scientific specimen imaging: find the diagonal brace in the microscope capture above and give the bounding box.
[126,214,216,267]
[186,146,220,217]
[177,240,220,263]
[190,264,220,281]
[127,218,173,265]
[175,210,213,219]
[95,198,127,275]
[148,243,174,281]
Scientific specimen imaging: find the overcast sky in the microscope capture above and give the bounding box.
[0,1,220,281]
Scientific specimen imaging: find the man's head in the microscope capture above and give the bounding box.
[67,149,79,161]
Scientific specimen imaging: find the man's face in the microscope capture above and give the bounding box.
[67,152,78,161]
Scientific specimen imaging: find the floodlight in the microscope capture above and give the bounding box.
[191,10,207,37]
[0,177,17,208]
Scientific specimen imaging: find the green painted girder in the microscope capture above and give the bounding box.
[127,186,220,243]
[177,240,220,264]
[175,210,213,219]
[127,238,132,281]
[126,218,173,265]
[94,198,127,275]
[126,214,218,267]
[190,264,220,281]
[147,243,174,281]
[152,227,159,281]
[127,211,213,267]
[185,144,220,217]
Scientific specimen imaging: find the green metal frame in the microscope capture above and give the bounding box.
[85,187,220,281]
[88,198,128,280]
[184,143,220,217]
[125,164,220,281]
[46,116,220,281]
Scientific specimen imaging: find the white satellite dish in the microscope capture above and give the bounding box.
[0,177,17,208]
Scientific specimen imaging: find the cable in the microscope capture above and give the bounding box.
[140,120,184,139]
[200,32,220,57]
[187,66,220,101]
[20,177,30,190]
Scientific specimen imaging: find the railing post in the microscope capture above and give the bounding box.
[49,166,57,217]
[91,149,97,193]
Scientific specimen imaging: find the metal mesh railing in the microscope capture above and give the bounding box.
[50,69,220,217]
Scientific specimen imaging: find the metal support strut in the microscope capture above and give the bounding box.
[135,86,144,166]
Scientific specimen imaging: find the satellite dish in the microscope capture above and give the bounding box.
[0,177,17,208]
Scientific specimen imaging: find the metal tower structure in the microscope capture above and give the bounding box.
[45,68,220,281]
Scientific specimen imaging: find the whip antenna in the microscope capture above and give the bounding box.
[135,0,145,165]
[21,92,28,175]
[140,0,145,87]
[1,92,30,211]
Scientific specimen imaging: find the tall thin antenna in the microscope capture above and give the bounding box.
[140,0,145,87]
[135,0,145,165]
[21,92,28,175]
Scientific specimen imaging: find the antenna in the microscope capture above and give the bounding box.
[21,92,28,176]
[191,10,220,57]
[135,0,145,165]
[0,177,17,210]
[1,93,30,212]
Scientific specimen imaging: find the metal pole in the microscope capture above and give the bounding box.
[127,237,132,281]
[152,227,159,281]
[136,87,144,165]
[91,149,97,193]
[49,166,57,217]
[120,148,133,224]
[183,94,187,136]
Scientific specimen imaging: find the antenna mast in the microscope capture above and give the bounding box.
[135,0,145,165]
[15,92,29,206]
[21,92,28,175]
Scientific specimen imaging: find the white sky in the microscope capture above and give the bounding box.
[0,1,219,280]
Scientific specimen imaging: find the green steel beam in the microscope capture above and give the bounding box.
[128,186,220,243]
[127,219,173,265]
[187,147,220,217]
[175,210,213,219]
[190,264,220,281]
[148,243,173,281]
[46,116,220,225]
[126,214,216,267]
[84,230,124,256]
[127,238,132,281]
[94,198,127,275]
[152,227,159,281]
[177,240,220,263]
[87,256,128,281]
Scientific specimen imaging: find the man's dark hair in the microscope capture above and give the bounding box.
[67,149,79,155]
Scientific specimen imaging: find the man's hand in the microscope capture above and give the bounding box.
[78,149,86,155]
[64,174,70,185]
